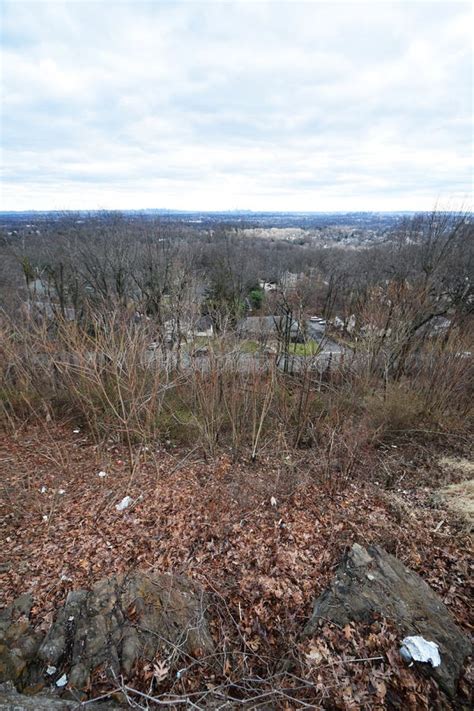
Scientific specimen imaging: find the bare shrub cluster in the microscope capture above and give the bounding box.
[1,209,472,485]
[1,306,472,485]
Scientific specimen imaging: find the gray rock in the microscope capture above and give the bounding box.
[304,543,472,698]
[1,571,214,707]
[0,681,121,709]
[38,571,214,694]
[0,594,43,689]
[11,596,33,620]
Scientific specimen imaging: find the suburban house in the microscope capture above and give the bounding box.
[26,300,76,322]
[193,315,214,338]
[237,315,301,341]
[258,280,278,292]
[164,315,214,342]
[280,271,300,289]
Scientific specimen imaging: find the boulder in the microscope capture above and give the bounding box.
[0,681,120,709]
[304,543,471,698]
[1,572,214,701]
[0,594,43,689]
[38,571,214,693]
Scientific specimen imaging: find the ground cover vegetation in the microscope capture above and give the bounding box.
[0,210,472,708]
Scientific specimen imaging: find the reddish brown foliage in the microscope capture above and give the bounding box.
[0,424,472,708]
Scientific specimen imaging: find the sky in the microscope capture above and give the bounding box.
[0,0,472,212]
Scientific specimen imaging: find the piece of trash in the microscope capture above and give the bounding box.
[60,574,71,582]
[68,616,74,622]
[46,665,57,675]
[98,470,107,478]
[40,486,47,493]
[56,673,67,687]
[58,489,66,495]
[367,573,375,581]
[400,635,441,667]
[116,496,133,511]
[42,515,48,521]
[73,428,80,434]
[270,496,277,507]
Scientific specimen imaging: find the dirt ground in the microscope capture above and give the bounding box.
[1,423,472,708]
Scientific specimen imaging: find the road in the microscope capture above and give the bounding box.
[306,321,346,354]
[144,323,350,374]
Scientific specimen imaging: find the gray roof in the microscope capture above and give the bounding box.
[238,315,299,336]
[195,315,213,331]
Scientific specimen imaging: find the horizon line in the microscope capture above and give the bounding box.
[1,208,470,216]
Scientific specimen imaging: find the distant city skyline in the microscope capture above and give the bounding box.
[1,1,472,212]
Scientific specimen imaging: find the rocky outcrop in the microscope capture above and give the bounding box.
[1,572,214,699]
[304,543,472,698]
[38,571,214,694]
[0,594,43,690]
[0,681,119,709]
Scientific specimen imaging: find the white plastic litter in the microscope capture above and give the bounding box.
[98,470,107,478]
[58,489,66,495]
[46,665,57,676]
[56,673,68,687]
[270,496,277,507]
[73,428,80,434]
[400,635,441,667]
[116,496,133,511]
[40,486,47,493]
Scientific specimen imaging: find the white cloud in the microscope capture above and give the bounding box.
[0,0,472,211]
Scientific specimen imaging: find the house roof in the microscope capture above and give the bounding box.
[195,315,213,331]
[238,315,299,335]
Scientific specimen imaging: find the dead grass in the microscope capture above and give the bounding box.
[439,456,474,477]
[436,479,474,532]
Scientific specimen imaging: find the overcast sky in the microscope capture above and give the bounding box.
[0,0,472,212]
